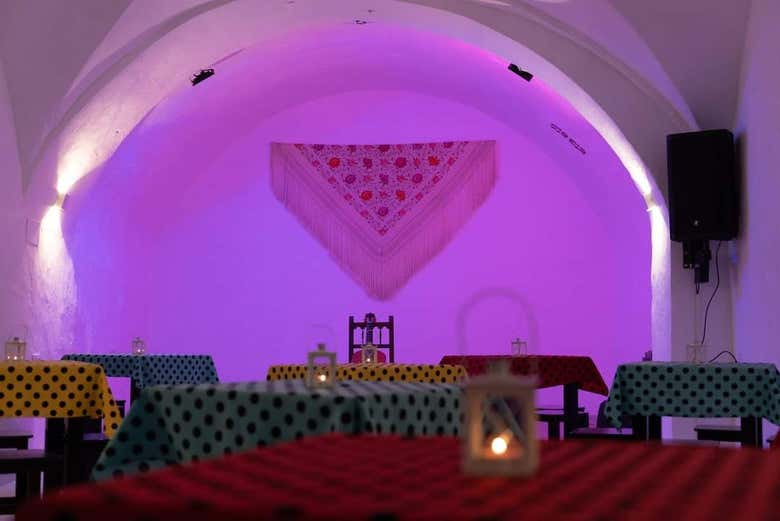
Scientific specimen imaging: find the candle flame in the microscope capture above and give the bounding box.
[490,435,509,455]
[318,374,327,382]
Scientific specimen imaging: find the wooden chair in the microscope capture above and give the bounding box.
[349,315,395,363]
[0,450,62,514]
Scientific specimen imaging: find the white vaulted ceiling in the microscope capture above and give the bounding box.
[0,0,752,195]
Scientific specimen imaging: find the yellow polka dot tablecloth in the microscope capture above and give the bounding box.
[266,363,467,383]
[0,361,122,437]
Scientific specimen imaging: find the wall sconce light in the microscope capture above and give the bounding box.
[462,362,539,476]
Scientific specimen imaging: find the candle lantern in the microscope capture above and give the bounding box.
[510,338,528,356]
[4,337,27,361]
[462,362,539,477]
[306,343,337,388]
[361,343,379,364]
[131,337,146,356]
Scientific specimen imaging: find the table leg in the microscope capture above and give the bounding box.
[740,417,763,447]
[562,383,580,438]
[46,417,88,486]
[648,415,662,440]
[63,417,86,485]
[631,415,661,441]
[130,379,141,403]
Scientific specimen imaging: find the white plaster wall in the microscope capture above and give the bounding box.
[733,0,780,443]
[0,58,26,344]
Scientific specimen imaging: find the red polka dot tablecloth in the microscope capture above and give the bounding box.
[18,434,780,521]
[439,355,609,395]
[0,360,122,437]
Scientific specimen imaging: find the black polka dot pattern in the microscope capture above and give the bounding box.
[0,360,122,436]
[92,380,462,480]
[604,362,780,427]
[62,355,219,390]
[267,364,467,383]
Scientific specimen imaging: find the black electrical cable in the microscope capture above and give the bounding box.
[700,241,722,345]
[708,350,737,363]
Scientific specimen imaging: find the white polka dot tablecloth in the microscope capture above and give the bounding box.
[605,362,780,427]
[62,354,219,390]
[92,379,462,480]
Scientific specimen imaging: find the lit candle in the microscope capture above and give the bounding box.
[318,374,327,382]
[490,435,509,456]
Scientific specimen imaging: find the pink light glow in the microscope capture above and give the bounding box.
[61,25,651,414]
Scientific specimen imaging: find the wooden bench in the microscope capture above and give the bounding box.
[0,431,33,450]
[694,424,743,443]
[537,407,588,440]
[0,450,61,514]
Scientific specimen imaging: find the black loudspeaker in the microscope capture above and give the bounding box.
[666,129,738,242]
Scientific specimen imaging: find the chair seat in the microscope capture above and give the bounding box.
[567,427,635,441]
[694,424,743,442]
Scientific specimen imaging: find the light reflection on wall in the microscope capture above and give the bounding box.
[32,204,77,358]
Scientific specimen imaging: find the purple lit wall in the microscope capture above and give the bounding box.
[64,86,650,413]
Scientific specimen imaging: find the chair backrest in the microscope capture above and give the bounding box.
[349,315,395,363]
[596,400,632,429]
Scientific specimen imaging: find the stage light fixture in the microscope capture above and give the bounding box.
[508,63,533,82]
[191,68,215,86]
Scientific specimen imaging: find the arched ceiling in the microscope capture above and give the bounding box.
[73,24,638,237]
[0,0,748,199]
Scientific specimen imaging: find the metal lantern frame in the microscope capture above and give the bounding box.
[462,370,539,477]
[4,337,26,362]
[361,343,379,364]
[306,343,337,389]
[131,337,146,356]
[510,338,528,356]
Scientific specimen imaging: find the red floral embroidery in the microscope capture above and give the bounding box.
[294,141,470,236]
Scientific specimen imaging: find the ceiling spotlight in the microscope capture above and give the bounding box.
[354,19,369,25]
[508,63,533,82]
[191,68,215,86]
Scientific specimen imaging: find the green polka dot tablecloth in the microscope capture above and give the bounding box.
[61,354,219,390]
[92,379,462,480]
[605,362,780,427]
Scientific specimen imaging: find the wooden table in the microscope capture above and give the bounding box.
[19,434,780,521]
[0,360,121,486]
[62,354,219,402]
[605,362,780,446]
[440,355,608,436]
[267,363,467,383]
